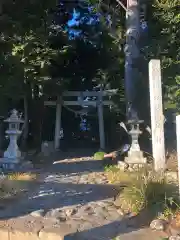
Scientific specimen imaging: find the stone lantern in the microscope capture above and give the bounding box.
[2,109,24,168]
[125,119,147,164]
[124,105,146,165]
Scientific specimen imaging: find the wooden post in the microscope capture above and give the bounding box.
[149,59,165,171]
[98,92,105,150]
[54,96,62,150]
[176,115,180,197]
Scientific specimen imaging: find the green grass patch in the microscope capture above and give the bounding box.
[93,151,106,160]
[0,172,37,200]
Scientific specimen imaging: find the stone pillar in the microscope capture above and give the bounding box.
[54,96,62,150]
[149,60,165,171]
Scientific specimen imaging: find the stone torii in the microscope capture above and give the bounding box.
[44,90,117,150]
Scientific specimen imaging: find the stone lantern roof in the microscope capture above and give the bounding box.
[4,109,24,123]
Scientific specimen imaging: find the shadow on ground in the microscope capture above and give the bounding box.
[0,150,163,240]
[64,210,158,240]
[0,181,119,219]
[0,178,158,239]
[50,159,105,174]
[0,150,118,219]
[29,148,97,164]
[25,148,109,175]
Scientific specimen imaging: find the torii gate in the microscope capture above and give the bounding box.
[44,90,116,150]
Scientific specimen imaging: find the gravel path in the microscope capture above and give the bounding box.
[0,154,166,239]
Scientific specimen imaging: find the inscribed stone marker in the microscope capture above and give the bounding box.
[149,59,165,171]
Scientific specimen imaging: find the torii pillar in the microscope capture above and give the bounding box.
[54,97,62,150]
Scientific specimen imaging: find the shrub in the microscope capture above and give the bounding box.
[93,151,106,160]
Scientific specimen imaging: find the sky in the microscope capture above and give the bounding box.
[67,7,101,38]
[67,9,82,38]
[68,9,80,27]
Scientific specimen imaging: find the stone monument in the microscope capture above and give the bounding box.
[0,109,24,169]
[149,59,165,171]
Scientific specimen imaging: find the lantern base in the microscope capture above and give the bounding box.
[0,157,21,170]
[125,150,147,164]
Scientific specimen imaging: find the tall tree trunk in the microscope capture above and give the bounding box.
[31,85,44,152]
[20,95,29,150]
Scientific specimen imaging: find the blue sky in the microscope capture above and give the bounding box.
[67,7,101,39]
[67,9,82,38]
[68,9,80,27]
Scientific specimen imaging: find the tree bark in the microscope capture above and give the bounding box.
[31,85,44,151]
[20,95,29,150]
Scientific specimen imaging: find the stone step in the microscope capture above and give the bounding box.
[0,217,73,240]
[0,221,167,240]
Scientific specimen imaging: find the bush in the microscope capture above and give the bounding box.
[93,151,106,160]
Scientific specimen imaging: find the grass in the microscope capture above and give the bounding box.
[104,165,124,183]
[105,164,148,184]
[0,172,37,200]
[105,165,179,216]
[7,172,36,181]
[93,151,106,160]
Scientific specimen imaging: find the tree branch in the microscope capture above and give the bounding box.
[116,0,128,12]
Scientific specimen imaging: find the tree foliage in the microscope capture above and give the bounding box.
[145,0,180,109]
[0,0,126,148]
[57,1,125,91]
[0,0,71,99]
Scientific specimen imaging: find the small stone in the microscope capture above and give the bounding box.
[132,164,142,170]
[78,221,95,231]
[97,201,110,208]
[150,219,167,231]
[114,198,122,208]
[58,216,67,222]
[79,176,89,183]
[168,223,180,236]
[107,209,122,221]
[169,236,180,240]
[118,161,129,171]
[47,218,61,225]
[65,208,77,217]
[94,207,108,219]
[30,209,45,217]
[165,171,178,183]
[84,205,94,213]
[74,205,94,217]
[128,167,134,172]
[45,209,67,221]
[117,208,124,216]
